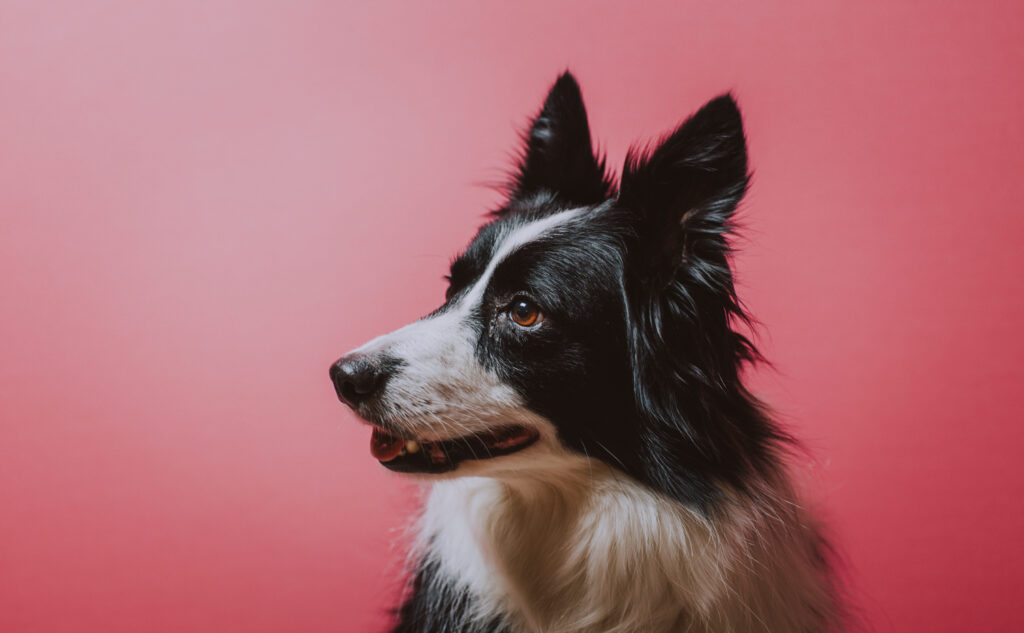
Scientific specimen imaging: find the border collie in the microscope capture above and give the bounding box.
[330,72,841,633]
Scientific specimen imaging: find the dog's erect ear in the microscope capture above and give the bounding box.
[617,94,749,284]
[617,95,773,508]
[504,72,613,210]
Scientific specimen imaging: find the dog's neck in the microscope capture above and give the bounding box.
[415,459,833,633]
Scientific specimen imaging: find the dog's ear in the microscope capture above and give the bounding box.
[617,94,748,286]
[617,96,773,509]
[503,72,613,210]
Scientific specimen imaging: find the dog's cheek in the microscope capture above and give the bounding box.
[483,330,591,412]
[381,326,529,433]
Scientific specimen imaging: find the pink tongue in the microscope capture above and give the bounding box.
[370,427,406,462]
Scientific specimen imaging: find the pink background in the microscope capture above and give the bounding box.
[2,1,1023,631]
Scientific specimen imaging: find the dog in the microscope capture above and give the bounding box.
[330,72,842,633]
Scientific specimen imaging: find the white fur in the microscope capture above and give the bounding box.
[415,453,835,633]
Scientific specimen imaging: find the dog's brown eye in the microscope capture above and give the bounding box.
[509,299,541,327]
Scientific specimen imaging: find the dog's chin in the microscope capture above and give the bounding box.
[364,423,541,475]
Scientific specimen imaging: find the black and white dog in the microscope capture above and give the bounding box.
[330,72,841,633]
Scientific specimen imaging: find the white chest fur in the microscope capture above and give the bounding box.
[415,462,834,633]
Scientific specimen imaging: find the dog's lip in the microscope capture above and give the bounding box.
[370,427,407,462]
[368,424,540,474]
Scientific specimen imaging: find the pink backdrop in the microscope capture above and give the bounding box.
[2,1,1023,631]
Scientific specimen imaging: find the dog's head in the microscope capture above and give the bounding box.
[330,73,780,506]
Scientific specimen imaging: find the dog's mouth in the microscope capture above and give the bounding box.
[369,425,540,473]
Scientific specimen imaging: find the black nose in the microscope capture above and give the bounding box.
[329,354,392,408]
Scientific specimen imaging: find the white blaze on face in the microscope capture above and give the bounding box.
[457,208,584,312]
[350,208,583,440]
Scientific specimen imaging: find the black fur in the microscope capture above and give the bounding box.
[617,94,787,507]
[392,560,513,633]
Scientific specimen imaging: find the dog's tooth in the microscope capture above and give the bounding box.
[405,440,420,454]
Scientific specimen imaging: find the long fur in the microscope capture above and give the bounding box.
[330,71,843,632]
[401,460,836,633]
